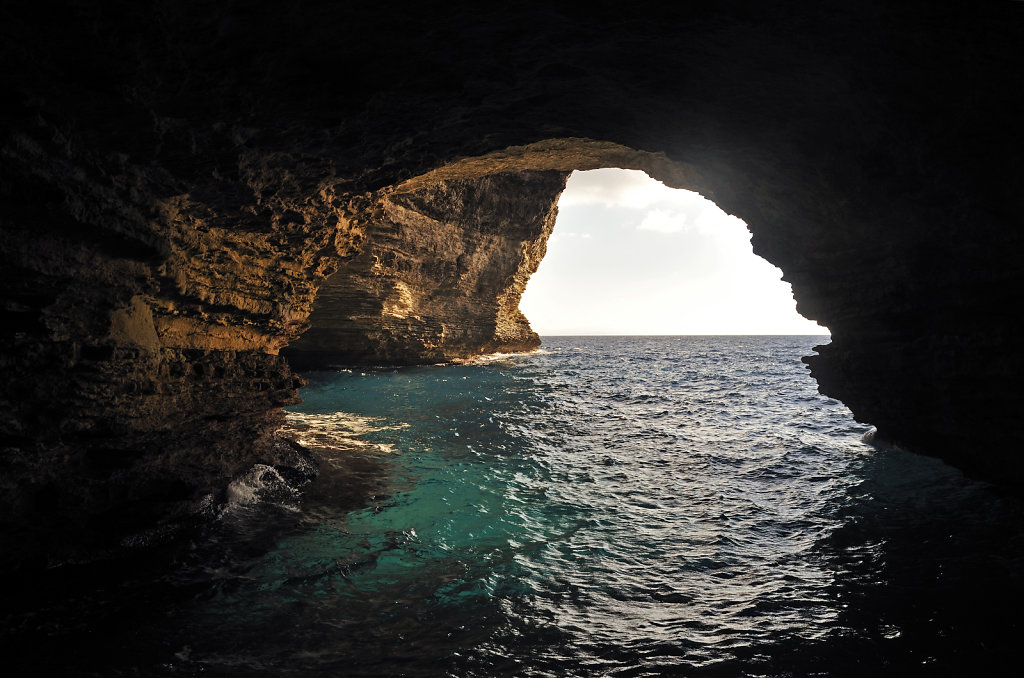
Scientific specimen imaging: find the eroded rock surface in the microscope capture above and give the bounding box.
[285,171,567,366]
[0,118,355,567]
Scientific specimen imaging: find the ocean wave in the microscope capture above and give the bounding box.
[454,348,551,365]
[225,463,301,511]
[860,426,910,452]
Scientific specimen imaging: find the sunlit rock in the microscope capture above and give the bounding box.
[284,171,568,366]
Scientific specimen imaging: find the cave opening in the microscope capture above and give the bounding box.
[283,141,834,369]
[3,0,1024,670]
[519,167,828,337]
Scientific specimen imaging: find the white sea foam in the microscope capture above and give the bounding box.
[455,347,550,365]
[221,412,402,515]
[224,464,300,510]
[860,426,910,453]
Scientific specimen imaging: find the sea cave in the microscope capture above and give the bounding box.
[2,1,1023,674]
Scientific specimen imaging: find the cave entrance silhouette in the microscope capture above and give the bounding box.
[519,168,827,337]
[285,138,832,368]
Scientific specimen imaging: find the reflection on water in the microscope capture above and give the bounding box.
[3,337,1023,676]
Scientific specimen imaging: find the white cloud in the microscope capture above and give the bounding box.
[637,208,687,234]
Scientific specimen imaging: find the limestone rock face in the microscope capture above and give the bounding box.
[0,120,353,567]
[2,0,1024,568]
[285,171,567,366]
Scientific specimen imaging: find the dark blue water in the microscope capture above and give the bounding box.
[7,336,1024,676]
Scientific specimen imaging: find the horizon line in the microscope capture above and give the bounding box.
[537,333,831,337]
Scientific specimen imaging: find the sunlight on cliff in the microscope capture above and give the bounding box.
[519,168,828,336]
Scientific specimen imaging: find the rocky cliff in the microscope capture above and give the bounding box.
[284,171,568,367]
[0,115,353,566]
[2,0,1023,569]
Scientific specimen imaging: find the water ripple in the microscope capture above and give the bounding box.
[18,336,1022,677]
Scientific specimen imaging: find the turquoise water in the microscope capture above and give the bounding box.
[8,336,1024,676]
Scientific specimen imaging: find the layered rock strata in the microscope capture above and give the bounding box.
[0,118,363,567]
[284,171,568,367]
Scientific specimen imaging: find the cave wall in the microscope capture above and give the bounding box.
[0,108,354,567]
[284,171,568,367]
[2,0,1024,568]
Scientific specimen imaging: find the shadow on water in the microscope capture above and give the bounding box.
[710,446,1024,677]
[811,448,1024,675]
[0,410,401,677]
[4,340,1024,677]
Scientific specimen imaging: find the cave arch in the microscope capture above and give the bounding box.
[3,0,1023,572]
[284,139,810,362]
[285,140,827,365]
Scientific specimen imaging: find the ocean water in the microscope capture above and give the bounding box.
[7,336,1024,676]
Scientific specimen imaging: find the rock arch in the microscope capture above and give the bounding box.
[283,139,723,366]
[2,0,1023,568]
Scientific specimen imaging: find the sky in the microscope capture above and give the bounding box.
[518,169,828,336]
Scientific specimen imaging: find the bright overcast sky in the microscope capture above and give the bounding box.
[518,168,828,336]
